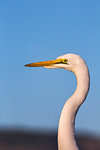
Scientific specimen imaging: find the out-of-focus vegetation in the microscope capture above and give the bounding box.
[0,130,100,150]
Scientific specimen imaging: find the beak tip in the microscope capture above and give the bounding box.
[24,64,29,67]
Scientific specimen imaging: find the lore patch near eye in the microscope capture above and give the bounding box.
[56,59,68,64]
[60,59,68,64]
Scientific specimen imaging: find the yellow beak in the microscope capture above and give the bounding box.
[24,58,68,67]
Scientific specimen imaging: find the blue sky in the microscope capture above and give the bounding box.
[0,0,100,135]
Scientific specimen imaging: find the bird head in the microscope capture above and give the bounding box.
[24,53,85,72]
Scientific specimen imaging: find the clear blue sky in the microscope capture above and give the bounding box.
[0,0,100,135]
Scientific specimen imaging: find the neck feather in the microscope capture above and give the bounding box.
[58,63,90,150]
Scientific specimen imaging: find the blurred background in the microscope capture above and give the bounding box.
[0,0,100,149]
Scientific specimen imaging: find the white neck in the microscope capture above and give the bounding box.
[58,62,90,150]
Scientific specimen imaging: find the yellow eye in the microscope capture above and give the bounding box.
[56,59,68,64]
[64,59,68,63]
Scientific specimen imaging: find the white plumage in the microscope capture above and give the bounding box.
[25,53,90,150]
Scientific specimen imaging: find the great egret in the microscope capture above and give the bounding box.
[24,53,90,150]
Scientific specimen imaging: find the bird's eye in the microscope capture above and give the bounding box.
[64,59,68,63]
[56,59,68,64]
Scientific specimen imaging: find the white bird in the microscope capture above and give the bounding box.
[24,53,90,150]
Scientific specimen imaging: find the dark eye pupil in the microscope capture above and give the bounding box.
[64,59,67,62]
